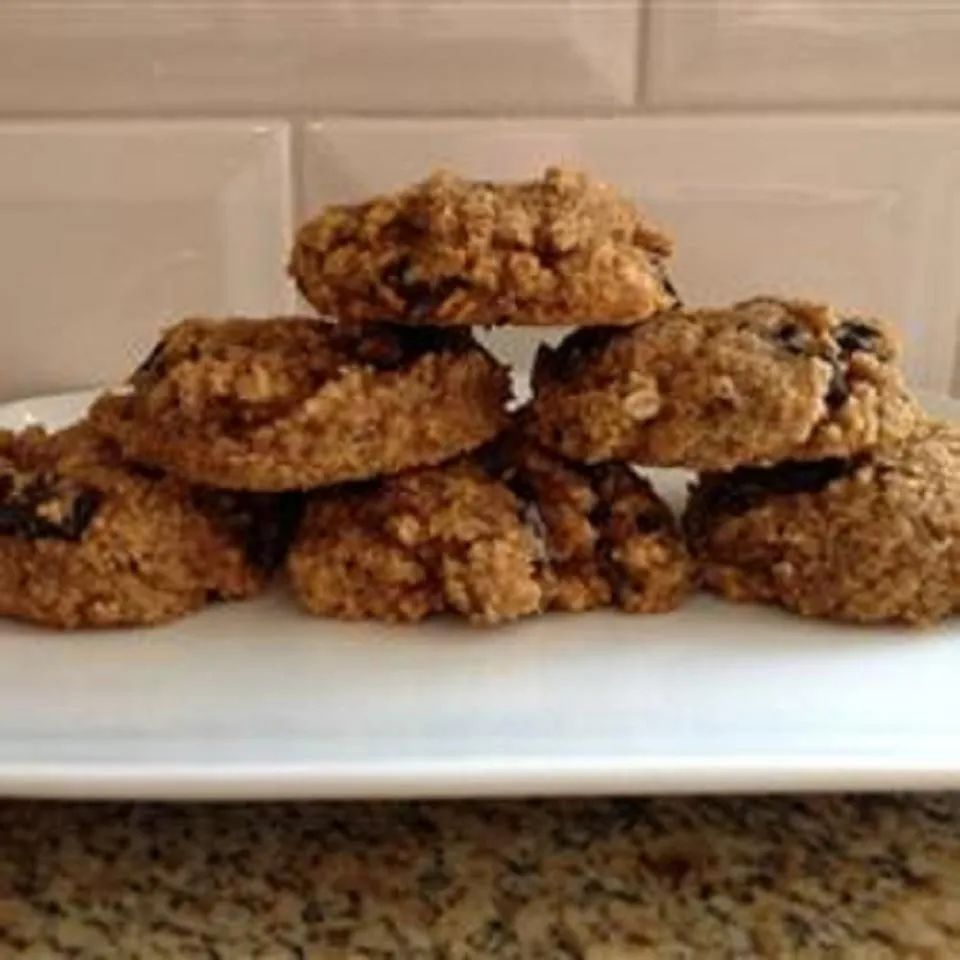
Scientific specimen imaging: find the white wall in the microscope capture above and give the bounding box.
[1,1,957,399]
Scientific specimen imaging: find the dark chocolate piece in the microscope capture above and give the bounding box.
[651,257,682,307]
[343,324,472,372]
[588,499,612,528]
[380,257,472,322]
[0,471,100,541]
[660,270,682,306]
[774,322,812,356]
[825,362,850,410]
[194,490,304,573]
[694,457,856,519]
[538,326,619,382]
[835,319,881,355]
[634,511,666,535]
[132,338,167,382]
[242,493,305,573]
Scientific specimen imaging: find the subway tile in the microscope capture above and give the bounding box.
[0,121,292,401]
[301,116,960,392]
[647,1,960,107]
[0,1,639,113]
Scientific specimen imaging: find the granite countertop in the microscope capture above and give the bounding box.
[1,795,959,958]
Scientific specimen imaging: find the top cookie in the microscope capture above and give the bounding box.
[289,166,677,327]
[530,297,919,471]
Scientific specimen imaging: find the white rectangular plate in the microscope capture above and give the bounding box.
[1,389,959,800]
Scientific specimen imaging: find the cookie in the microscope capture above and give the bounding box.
[684,420,960,625]
[287,427,690,624]
[0,424,300,628]
[288,461,543,625]
[530,297,919,471]
[89,317,510,491]
[487,430,692,615]
[289,166,677,327]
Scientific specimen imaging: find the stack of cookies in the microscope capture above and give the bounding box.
[1,166,958,630]
[282,167,692,622]
[0,168,693,628]
[527,296,960,625]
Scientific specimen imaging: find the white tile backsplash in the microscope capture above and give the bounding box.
[302,116,960,392]
[1,2,960,398]
[647,1,960,107]
[0,1,639,113]
[0,122,292,401]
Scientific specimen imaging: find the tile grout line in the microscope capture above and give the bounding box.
[635,0,652,108]
[289,119,306,227]
[5,105,960,125]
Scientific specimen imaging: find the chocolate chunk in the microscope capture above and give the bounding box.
[69,492,101,539]
[380,257,471,321]
[0,471,100,541]
[541,326,618,382]
[774,322,811,356]
[346,324,472,372]
[652,257,682,306]
[492,458,540,503]
[536,246,563,271]
[133,338,167,381]
[480,455,552,565]
[347,328,407,370]
[133,335,207,386]
[696,457,855,518]
[485,462,551,565]
[127,461,167,481]
[661,271,682,306]
[835,319,880,355]
[588,499,612,528]
[380,256,429,303]
[195,490,304,573]
[825,362,850,410]
[394,325,473,356]
[242,494,305,573]
[591,525,630,605]
[586,466,669,539]
[474,439,511,480]
[634,511,665,535]
[774,317,871,406]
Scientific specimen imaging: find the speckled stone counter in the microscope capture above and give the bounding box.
[1,795,959,958]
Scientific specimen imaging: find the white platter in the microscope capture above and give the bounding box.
[0,388,959,800]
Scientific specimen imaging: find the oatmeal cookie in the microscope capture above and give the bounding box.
[487,430,691,614]
[0,424,300,628]
[684,420,960,625]
[530,297,918,471]
[290,167,677,327]
[288,461,544,625]
[89,317,510,491]
[288,426,689,624]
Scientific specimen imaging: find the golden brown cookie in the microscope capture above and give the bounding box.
[288,461,543,625]
[0,424,300,629]
[288,426,690,625]
[530,297,919,471]
[89,317,510,491]
[684,420,960,625]
[488,430,691,615]
[290,167,677,327]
